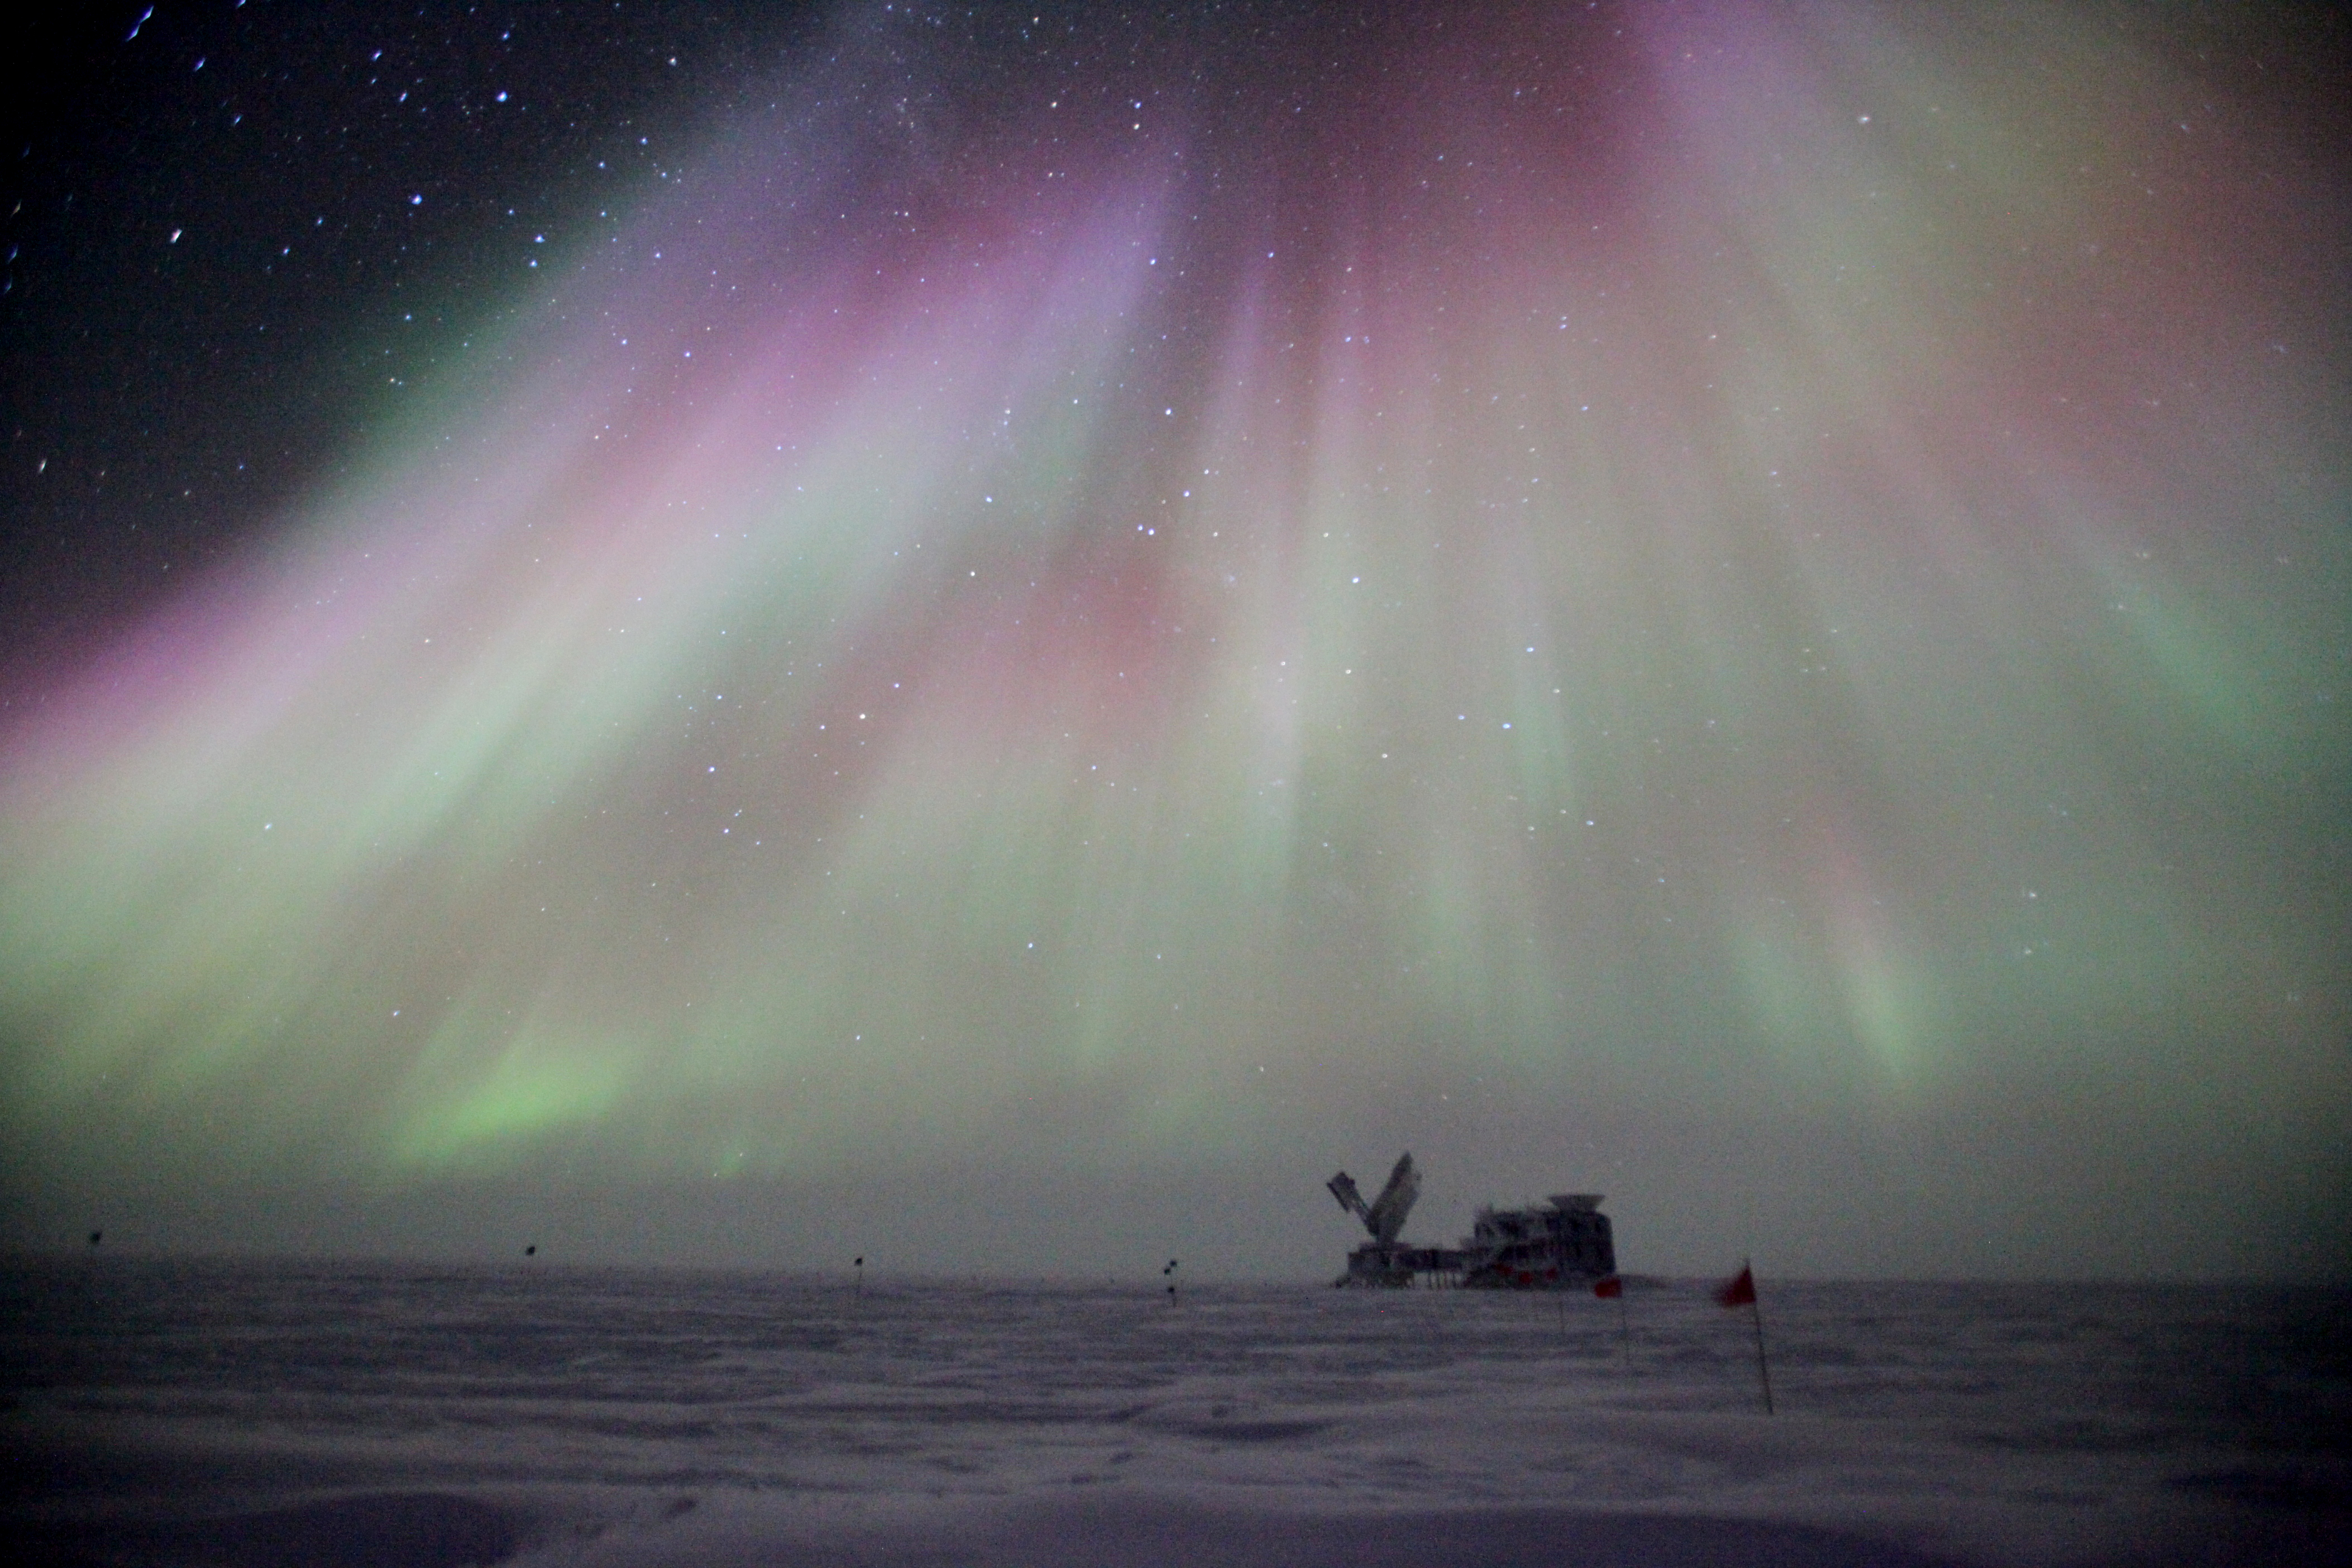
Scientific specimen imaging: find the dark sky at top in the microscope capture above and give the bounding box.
[3,2,2346,1280]
[6,2,832,653]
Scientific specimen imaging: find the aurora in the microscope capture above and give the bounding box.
[2,2,2344,1279]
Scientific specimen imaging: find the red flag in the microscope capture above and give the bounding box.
[1716,1264,1757,1308]
[1593,1275,1624,1299]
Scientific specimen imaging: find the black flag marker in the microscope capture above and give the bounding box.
[1717,1261,1772,1414]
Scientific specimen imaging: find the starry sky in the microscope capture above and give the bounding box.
[3,2,2346,1280]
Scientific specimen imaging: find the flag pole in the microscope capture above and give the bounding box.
[1715,1260,1772,1414]
[1746,1258,1773,1415]
[1594,1275,1630,1365]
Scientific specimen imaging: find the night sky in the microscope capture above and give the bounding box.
[3,2,2346,1280]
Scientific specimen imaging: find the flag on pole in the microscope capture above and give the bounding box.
[1596,1273,1632,1362]
[1715,1260,1772,1413]
[1715,1263,1757,1308]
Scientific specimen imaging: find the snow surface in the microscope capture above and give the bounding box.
[4,1261,2345,1566]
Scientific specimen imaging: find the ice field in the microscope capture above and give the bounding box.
[3,1260,2346,1566]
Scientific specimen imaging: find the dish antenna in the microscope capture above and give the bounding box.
[1326,1152,1421,1245]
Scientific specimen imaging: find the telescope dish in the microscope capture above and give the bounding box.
[1327,1152,1421,1244]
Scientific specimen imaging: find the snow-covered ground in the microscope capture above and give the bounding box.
[4,1260,2345,1565]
